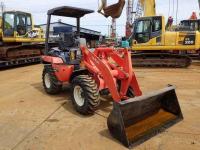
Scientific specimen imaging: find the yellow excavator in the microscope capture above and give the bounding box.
[0,10,45,68]
[98,0,200,67]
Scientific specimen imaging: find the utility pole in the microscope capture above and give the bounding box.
[198,0,200,17]
[110,18,116,38]
[126,0,134,38]
[107,24,110,37]
[0,2,5,16]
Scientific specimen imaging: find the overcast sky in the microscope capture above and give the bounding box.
[1,0,199,36]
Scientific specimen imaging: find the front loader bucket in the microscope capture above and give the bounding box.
[107,86,183,147]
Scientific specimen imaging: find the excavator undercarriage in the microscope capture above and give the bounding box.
[0,44,44,59]
[132,52,192,68]
[0,11,45,68]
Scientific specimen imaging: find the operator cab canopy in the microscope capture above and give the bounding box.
[47,6,94,17]
[45,6,94,57]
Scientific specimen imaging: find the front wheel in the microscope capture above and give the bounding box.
[71,75,100,115]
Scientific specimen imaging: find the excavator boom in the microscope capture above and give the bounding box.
[139,0,156,16]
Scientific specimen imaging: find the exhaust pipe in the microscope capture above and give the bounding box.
[107,85,183,147]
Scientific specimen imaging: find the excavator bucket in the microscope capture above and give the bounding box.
[107,86,183,147]
[98,0,125,18]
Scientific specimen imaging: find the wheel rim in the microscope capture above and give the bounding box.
[44,73,51,88]
[73,85,85,107]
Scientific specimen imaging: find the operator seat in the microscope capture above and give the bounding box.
[58,32,77,51]
[17,17,26,35]
[49,32,86,67]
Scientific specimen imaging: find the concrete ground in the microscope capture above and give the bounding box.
[0,64,200,150]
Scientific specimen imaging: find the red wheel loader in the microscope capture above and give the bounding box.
[42,6,183,148]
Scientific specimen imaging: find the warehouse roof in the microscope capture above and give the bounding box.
[39,21,101,36]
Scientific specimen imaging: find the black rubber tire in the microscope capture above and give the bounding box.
[42,65,62,95]
[71,75,100,115]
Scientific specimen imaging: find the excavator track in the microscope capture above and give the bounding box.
[188,53,200,60]
[0,44,44,60]
[131,53,192,68]
[0,56,41,68]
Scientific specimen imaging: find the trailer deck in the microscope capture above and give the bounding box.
[0,57,41,68]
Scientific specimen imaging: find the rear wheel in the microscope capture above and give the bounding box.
[71,75,100,115]
[42,65,62,94]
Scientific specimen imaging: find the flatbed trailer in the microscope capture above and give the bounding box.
[0,56,41,68]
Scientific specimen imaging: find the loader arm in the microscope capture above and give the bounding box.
[80,46,142,102]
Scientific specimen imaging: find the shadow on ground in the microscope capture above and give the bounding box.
[31,82,114,117]
[99,129,122,146]
[31,82,70,101]
[31,81,121,145]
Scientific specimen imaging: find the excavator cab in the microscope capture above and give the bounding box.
[132,16,162,44]
[2,11,44,43]
[98,0,125,18]
[3,11,31,37]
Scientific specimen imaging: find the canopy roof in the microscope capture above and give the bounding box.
[47,6,94,18]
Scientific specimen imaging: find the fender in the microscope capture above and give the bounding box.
[42,56,64,64]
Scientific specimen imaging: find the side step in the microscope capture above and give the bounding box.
[107,85,183,148]
[131,53,192,68]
